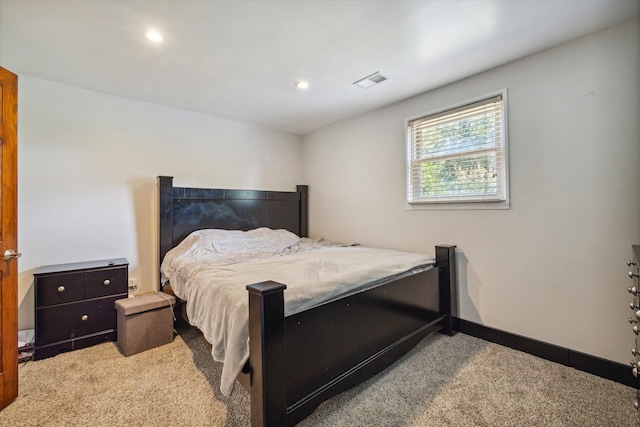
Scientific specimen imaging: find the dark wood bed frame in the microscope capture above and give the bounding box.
[158,176,458,426]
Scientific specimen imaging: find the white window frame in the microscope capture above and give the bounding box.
[405,90,509,210]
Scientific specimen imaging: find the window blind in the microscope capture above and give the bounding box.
[407,94,507,204]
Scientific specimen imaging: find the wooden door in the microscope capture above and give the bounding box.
[0,66,19,410]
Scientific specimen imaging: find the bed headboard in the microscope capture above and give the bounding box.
[158,176,308,281]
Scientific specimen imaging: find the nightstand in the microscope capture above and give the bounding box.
[33,258,128,360]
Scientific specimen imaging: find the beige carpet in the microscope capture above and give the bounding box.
[1,324,638,426]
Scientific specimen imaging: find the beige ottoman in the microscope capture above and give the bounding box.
[115,292,176,356]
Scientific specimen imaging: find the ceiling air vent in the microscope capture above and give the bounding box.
[353,71,388,89]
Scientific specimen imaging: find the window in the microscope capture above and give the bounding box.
[406,91,508,207]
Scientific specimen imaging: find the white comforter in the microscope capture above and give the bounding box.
[160,228,434,396]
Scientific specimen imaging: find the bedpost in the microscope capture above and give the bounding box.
[436,245,458,336]
[246,281,288,427]
[158,176,174,290]
[297,185,308,238]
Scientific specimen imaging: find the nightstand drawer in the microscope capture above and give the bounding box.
[36,295,122,346]
[34,332,117,360]
[36,272,85,306]
[85,268,127,299]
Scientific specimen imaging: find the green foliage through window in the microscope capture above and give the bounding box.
[407,93,507,204]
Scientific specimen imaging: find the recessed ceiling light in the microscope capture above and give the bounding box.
[145,30,163,43]
[295,81,310,90]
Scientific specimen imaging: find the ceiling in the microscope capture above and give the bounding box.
[1,0,638,135]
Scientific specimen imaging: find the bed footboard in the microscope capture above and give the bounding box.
[246,244,457,427]
[436,245,458,335]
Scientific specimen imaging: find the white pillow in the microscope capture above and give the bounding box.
[179,227,300,257]
[160,227,301,298]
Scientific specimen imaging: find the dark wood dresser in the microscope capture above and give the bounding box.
[34,258,128,360]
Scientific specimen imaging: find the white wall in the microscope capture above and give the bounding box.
[302,19,640,364]
[17,78,303,329]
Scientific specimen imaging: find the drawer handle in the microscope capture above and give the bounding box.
[103,279,111,286]
[57,286,65,293]
[81,315,89,321]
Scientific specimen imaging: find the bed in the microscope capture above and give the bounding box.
[157,176,458,426]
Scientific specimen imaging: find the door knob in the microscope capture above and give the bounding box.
[3,249,21,261]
